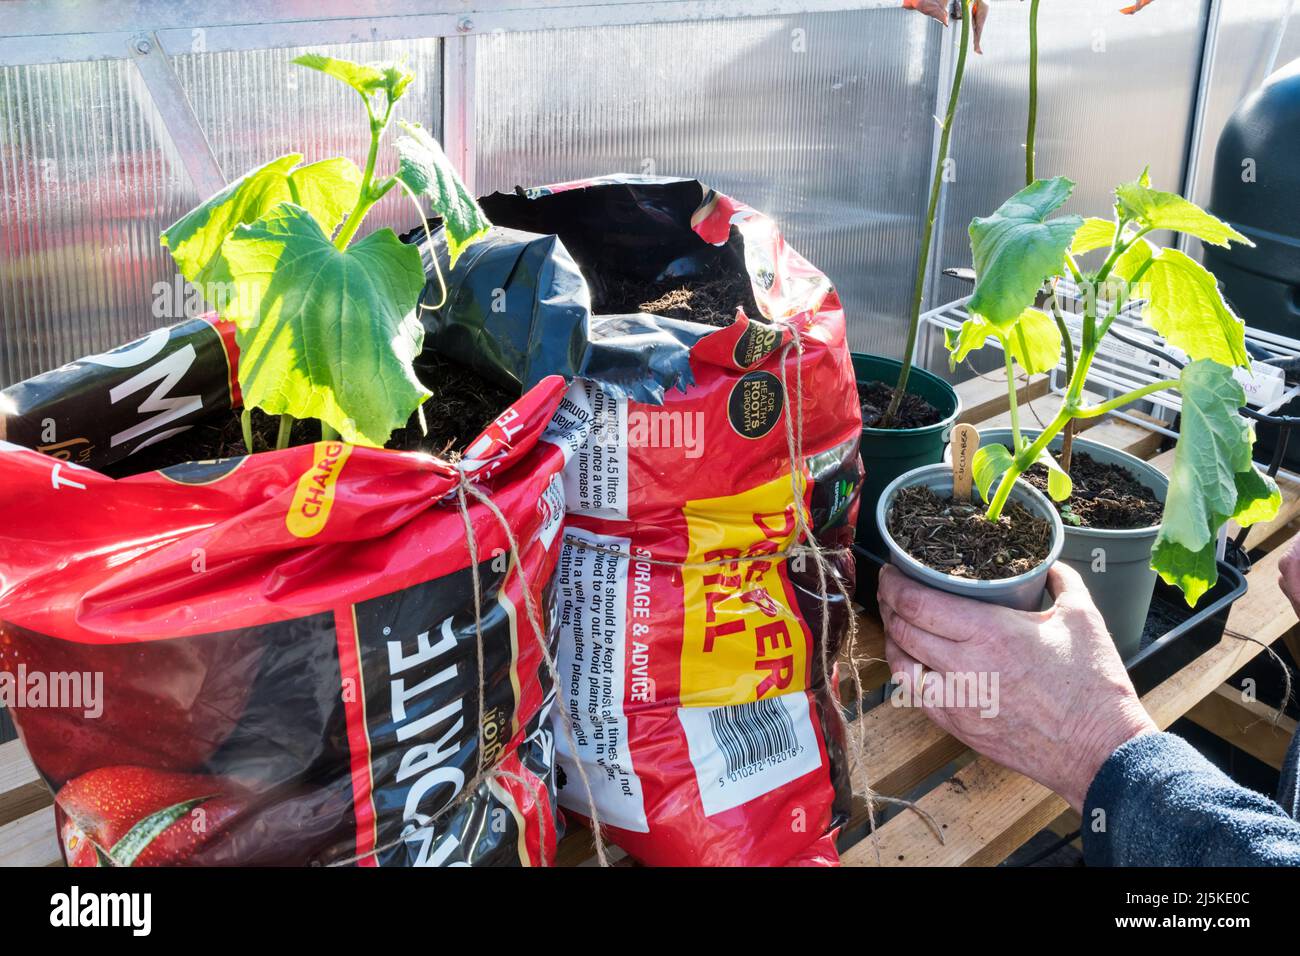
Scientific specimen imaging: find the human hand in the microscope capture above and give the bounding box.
[877,562,1157,812]
[1278,532,1300,618]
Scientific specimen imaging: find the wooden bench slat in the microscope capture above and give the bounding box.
[0,807,61,867]
[955,372,1047,427]
[1185,683,1299,771]
[0,739,49,830]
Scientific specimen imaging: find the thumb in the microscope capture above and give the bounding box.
[1047,560,1091,608]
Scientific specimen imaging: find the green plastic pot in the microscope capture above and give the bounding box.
[948,428,1169,658]
[854,353,962,557]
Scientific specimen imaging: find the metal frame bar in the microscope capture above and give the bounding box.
[441,33,477,190]
[1176,0,1222,248]
[126,32,228,198]
[0,0,899,66]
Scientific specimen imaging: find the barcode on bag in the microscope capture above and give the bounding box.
[678,693,822,816]
[709,697,800,776]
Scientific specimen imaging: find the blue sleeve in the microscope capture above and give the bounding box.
[1082,732,1300,867]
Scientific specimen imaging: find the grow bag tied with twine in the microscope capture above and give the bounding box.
[0,309,590,867]
[474,176,866,866]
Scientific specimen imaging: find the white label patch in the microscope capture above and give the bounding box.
[552,526,648,832]
[537,472,566,551]
[678,693,820,816]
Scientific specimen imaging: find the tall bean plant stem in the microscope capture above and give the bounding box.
[1026,0,1041,185]
[881,0,972,428]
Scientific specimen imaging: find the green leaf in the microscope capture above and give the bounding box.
[946,317,996,369]
[1006,308,1062,376]
[973,444,1014,503]
[394,121,491,267]
[221,203,429,446]
[109,796,209,866]
[1035,448,1073,501]
[1096,235,1156,306]
[946,308,1060,376]
[1152,360,1281,605]
[1138,248,1249,367]
[1114,179,1251,248]
[292,54,414,105]
[1110,235,1155,284]
[969,177,1084,328]
[161,154,361,304]
[1071,217,1116,256]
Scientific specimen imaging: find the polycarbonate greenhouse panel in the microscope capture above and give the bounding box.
[0,39,441,388]
[473,8,944,355]
[1184,0,1300,264]
[931,0,1209,309]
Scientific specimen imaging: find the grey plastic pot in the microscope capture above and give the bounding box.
[876,463,1065,612]
[947,428,1169,658]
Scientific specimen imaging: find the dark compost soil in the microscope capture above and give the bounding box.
[888,485,1053,581]
[859,380,943,430]
[104,352,517,478]
[1022,450,1164,531]
[592,261,761,329]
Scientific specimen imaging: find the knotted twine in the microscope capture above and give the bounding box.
[329,461,612,868]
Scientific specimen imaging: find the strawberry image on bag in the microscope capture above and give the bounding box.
[481,177,864,866]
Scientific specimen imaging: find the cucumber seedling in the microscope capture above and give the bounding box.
[160,54,489,451]
[948,171,1281,604]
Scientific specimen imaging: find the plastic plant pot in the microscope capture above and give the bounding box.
[948,428,1168,658]
[854,353,962,560]
[876,463,1065,612]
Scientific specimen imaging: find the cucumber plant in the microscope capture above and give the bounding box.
[160,54,490,450]
[948,171,1281,604]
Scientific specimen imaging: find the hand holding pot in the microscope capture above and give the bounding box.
[1279,532,1300,616]
[878,562,1158,812]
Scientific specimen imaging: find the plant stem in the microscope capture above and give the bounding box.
[321,422,340,442]
[1074,380,1180,418]
[1005,350,1023,452]
[1048,283,1075,380]
[334,102,394,251]
[1026,0,1041,186]
[881,0,972,427]
[1059,419,1075,473]
[985,404,1072,520]
[276,414,294,450]
[241,408,255,455]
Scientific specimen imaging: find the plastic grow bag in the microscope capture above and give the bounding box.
[481,176,864,866]
[0,312,584,867]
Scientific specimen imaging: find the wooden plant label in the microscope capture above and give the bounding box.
[951,423,980,501]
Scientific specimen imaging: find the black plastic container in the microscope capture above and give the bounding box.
[1205,57,1300,470]
[856,545,1247,696]
[1204,57,1300,342]
[1126,563,1248,696]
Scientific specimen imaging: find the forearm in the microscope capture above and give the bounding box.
[1083,732,1300,867]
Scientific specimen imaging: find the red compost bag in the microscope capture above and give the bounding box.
[483,177,863,866]
[0,315,580,866]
